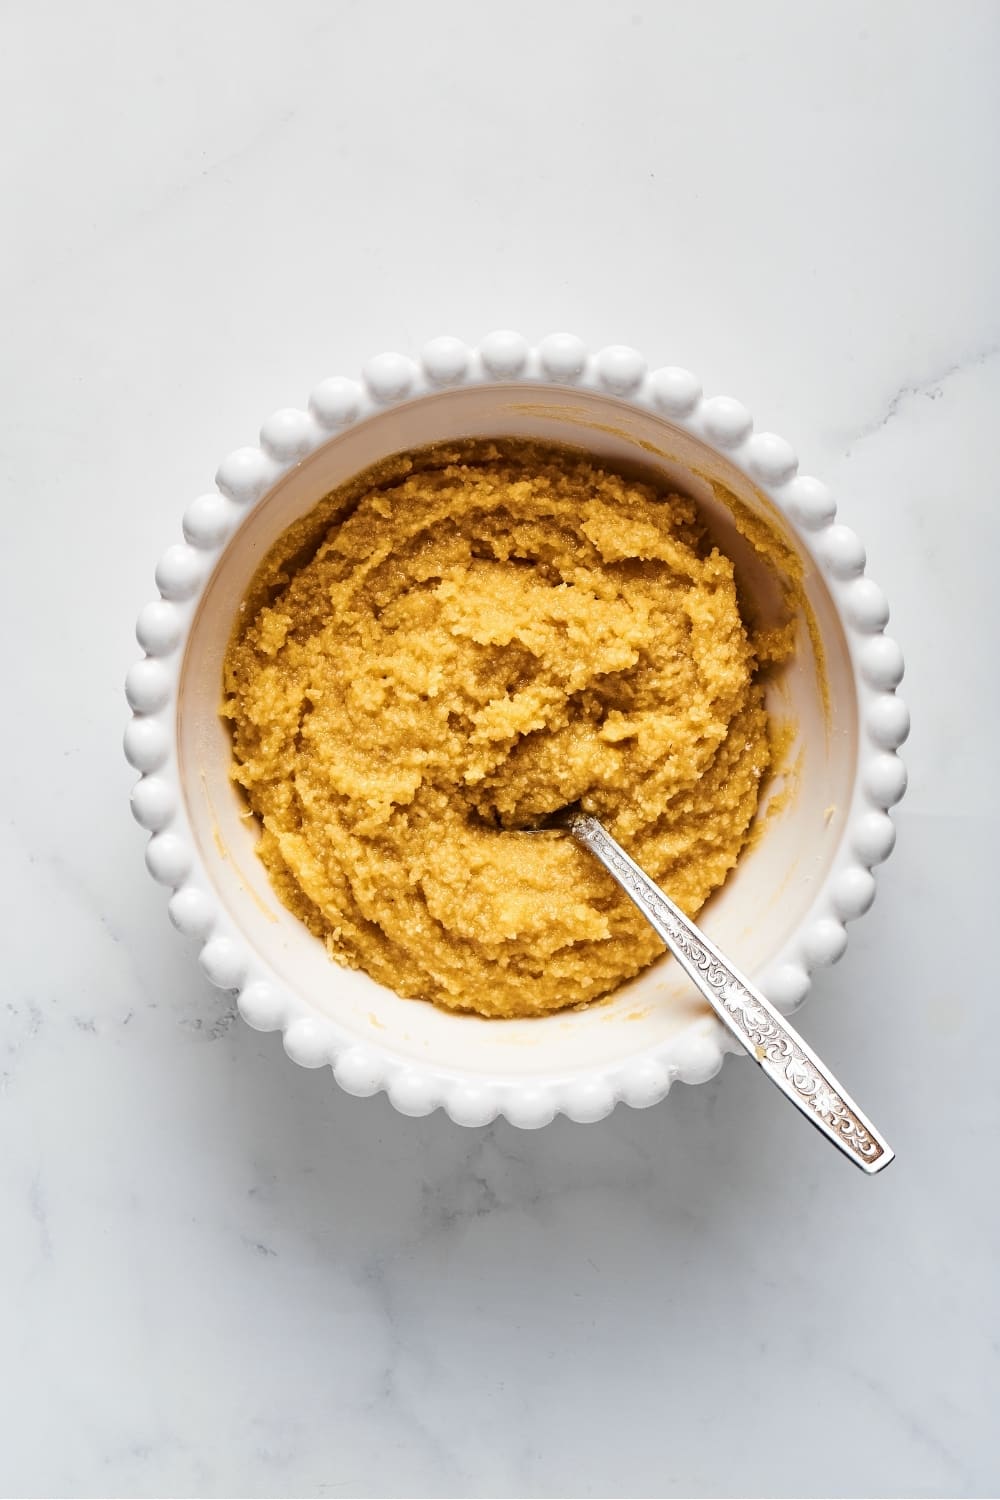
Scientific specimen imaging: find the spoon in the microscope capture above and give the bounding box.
[538,806,893,1174]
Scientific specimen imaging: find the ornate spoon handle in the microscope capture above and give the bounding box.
[565,811,893,1174]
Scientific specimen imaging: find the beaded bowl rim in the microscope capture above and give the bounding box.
[124,332,908,1129]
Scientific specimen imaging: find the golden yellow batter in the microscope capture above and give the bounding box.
[223,441,786,1018]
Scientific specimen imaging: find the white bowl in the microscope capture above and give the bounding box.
[125,333,908,1128]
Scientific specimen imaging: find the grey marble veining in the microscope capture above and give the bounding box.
[2,1,998,1495]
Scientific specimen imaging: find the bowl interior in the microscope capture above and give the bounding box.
[178,385,856,1080]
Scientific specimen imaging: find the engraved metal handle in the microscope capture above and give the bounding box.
[564,811,894,1174]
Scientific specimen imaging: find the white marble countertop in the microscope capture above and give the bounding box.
[3,2,998,1496]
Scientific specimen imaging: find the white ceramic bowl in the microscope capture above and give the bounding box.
[125,333,908,1128]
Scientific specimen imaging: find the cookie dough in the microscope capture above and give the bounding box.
[223,441,785,1017]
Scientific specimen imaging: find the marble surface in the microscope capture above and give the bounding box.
[2,1,998,1495]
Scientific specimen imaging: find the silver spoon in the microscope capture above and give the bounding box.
[539,806,893,1174]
